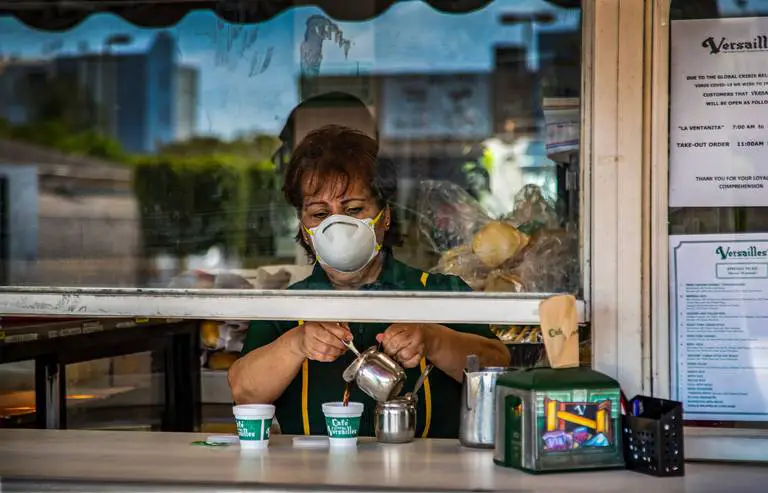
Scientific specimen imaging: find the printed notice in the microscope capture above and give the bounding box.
[670,234,768,421]
[670,18,768,207]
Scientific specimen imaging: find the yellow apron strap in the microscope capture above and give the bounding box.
[298,321,310,436]
[419,357,432,438]
[418,274,432,437]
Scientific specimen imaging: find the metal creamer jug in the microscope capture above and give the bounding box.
[343,346,406,402]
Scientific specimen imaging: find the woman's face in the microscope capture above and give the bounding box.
[300,174,389,246]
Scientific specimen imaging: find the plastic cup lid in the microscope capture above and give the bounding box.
[206,435,240,445]
[293,436,330,449]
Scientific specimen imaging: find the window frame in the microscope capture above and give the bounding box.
[0,2,642,378]
[648,0,768,462]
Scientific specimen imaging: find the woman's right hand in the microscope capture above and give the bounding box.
[294,322,352,362]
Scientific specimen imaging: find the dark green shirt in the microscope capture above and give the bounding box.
[241,253,498,438]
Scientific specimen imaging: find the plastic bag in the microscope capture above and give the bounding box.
[503,184,561,234]
[421,178,579,293]
[167,270,254,289]
[248,268,292,290]
[472,221,529,269]
[432,245,491,291]
[484,270,524,293]
[430,221,530,291]
[505,228,579,293]
[416,180,492,254]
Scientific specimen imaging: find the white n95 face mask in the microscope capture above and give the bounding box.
[304,210,384,273]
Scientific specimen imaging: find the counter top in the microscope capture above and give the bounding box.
[0,429,767,492]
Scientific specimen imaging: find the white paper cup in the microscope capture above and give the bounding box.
[322,402,364,447]
[233,404,275,449]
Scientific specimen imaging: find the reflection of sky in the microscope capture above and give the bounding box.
[0,0,579,138]
[717,0,768,16]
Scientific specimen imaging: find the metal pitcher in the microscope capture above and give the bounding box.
[459,355,515,448]
[343,346,406,402]
[375,395,417,443]
[374,363,432,444]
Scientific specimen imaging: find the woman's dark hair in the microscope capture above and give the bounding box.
[282,124,402,261]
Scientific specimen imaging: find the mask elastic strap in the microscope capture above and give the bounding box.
[371,209,385,225]
[371,210,385,253]
[301,223,321,264]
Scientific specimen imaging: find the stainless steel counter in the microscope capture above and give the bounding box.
[0,429,766,492]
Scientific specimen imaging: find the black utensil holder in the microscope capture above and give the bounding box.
[622,395,685,477]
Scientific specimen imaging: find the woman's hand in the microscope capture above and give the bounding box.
[376,324,432,368]
[378,323,510,381]
[295,322,352,363]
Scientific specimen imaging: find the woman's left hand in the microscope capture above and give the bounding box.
[376,324,433,368]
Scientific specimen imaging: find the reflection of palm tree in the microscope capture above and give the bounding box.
[300,15,351,77]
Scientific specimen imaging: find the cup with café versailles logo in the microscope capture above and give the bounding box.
[322,402,364,447]
[233,404,275,449]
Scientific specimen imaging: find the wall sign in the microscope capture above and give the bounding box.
[670,18,768,207]
[670,233,768,421]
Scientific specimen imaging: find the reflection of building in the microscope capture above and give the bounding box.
[0,162,37,285]
[298,72,492,158]
[0,138,139,287]
[175,66,199,142]
[494,46,541,137]
[296,67,543,188]
[380,74,492,142]
[52,33,177,153]
[0,33,200,153]
[295,61,563,261]
[0,61,49,125]
[538,30,581,98]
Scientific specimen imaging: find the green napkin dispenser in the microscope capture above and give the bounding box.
[493,367,625,474]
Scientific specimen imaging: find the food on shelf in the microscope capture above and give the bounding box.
[472,221,529,269]
[200,321,221,349]
[207,351,239,371]
[580,340,592,366]
[491,325,542,344]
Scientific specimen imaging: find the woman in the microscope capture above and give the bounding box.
[229,125,510,438]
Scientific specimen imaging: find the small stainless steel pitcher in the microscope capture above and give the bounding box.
[343,346,406,402]
[459,355,515,448]
[375,395,417,443]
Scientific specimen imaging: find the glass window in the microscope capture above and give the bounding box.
[65,352,165,431]
[669,0,768,431]
[0,0,583,298]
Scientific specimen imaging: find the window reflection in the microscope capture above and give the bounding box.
[0,0,582,294]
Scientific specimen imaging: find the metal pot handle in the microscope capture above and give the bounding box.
[463,371,473,411]
[463,354,479,411]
